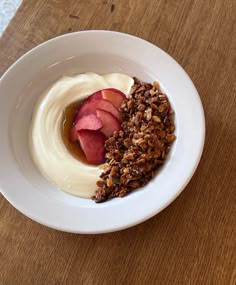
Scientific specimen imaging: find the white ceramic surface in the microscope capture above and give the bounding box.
[0,31,205,233]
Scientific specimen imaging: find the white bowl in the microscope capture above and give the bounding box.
[0,31,205,233]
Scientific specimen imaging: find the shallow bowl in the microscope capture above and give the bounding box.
[0,31,205,233]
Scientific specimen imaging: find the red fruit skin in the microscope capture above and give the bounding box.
[73,91,102,124]
[77,130,106,165]
[87,90,103,101]
[69,126,78,142]
[101,88,126,109]
[74,113,102,131]
[96,109,121,138]
[75,98,120,121]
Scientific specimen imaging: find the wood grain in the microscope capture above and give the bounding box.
[0,0,236,284]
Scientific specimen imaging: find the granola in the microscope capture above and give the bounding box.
[93,77,176,202]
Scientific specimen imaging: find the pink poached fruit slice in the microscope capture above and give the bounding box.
[74,113,102,131]
[69,88,126,165]
[77,130,106,165]
[75,98,120,121]
[101,88,126,109]
[96,109,121,138]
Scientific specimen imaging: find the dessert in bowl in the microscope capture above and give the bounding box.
[0,31,205,233]
[29,72,176,202]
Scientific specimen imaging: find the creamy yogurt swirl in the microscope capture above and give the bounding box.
[29,73,134,197]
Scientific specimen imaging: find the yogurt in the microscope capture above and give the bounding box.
[29,72,134,197]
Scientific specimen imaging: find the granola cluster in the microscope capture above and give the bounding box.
[93,77,176,202]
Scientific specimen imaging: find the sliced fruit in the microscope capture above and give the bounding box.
[96,109,121,138]
[73,91,102,123]
[69,126,78,142]
[101,88,126,109]
[76,98,120,121]
[77,130,106,165]
[87,90,103,101]
[74,113,102,131]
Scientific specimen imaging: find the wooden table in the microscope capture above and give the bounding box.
[0,0,235,284]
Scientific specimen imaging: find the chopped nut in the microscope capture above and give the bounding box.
[127,100,134,109]
[169,125,175,132]
[146,108,152,121]
[123,168,129,173]
[153,81,160,90]
[136,85,146,93]
[144,134,151,140]
[159,94,167,100]
[110,166,119,177]
[158,130,166,139]
[96,180,104,187]
[144,83,153,89]
[138,104,146,111]
[106,178,113,187]
[130,85,139,95]
[133,138,145,145]
[150,89,156,96]
[166,134,176,143]
[124,138,132,148]
[152,115,161,122]
[159,104,167,113]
